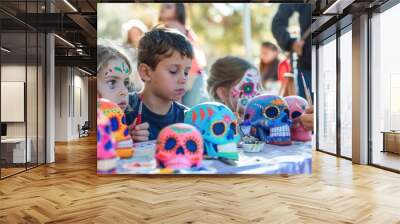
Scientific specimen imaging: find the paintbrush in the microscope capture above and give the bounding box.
[136,100,142,126]
[131,95,143,131]
[300,72,313,106]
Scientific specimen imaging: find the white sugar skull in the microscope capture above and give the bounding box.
[284,96,312,142]
[231,68,262,109]
[156,123,204,169]
[184,102,240,160]
[244,94,292,145]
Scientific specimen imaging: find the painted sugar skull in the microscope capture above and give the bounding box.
[97,109,118,174]
[97,98,134,158]
[244,94,292,145]
[231,68,261,109]
[284,96,312,142]
[156,123,204,169]
[184,102,240,160]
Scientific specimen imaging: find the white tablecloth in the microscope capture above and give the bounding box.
[114,141,312,175]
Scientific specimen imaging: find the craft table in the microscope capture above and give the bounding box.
[113,141,312,175]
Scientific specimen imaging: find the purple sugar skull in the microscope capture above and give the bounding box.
[284,96,312,142]
[244,94,292,145]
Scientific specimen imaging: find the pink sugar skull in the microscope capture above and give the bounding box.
[284,96,312,142]
[156,123,204,170]
[97,109,118,174]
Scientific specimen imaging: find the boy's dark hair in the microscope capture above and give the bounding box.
[137,27,194,70]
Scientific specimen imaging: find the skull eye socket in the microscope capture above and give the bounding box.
[212,122,226,136]
[186,140,197,153]
[264,106,279,119]
[292,111,302,119]
[230,122,237,135]
[165,137,176,150]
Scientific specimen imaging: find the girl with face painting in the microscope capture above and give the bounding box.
[97,43,131,111]
[207,56,262,121]
[97,42,150,142]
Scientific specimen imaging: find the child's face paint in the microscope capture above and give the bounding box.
[230,68,261,109]
[98,58,130,111]
[105,60,130,76]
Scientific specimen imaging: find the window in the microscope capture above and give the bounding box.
[317,36,337,155]
[339,28,352,158]
[0,1,47,179]
[371,2,400,171]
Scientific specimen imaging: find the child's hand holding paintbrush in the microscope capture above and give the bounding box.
[299,72,314,131]
[129,96,150,142]
[130,120,150,142]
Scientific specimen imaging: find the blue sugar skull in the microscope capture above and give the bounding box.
[184,102,240,160]
[244,94,292,145]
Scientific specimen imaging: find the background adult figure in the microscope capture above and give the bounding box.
[272,4,312,102]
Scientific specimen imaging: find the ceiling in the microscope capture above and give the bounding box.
[0,0,96,74]
[1,0,395,74]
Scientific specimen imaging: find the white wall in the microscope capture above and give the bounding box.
[71,72,89,139]
[54,67,89,141]
[1,65,31,138]
[55,66,69,141]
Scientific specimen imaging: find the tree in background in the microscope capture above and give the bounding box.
[98,3,300,71]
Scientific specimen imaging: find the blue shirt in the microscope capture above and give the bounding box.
[125,92,188,140]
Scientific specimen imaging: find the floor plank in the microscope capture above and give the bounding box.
[0,135,400,223]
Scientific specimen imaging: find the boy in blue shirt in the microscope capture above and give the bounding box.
[126,27,193,141]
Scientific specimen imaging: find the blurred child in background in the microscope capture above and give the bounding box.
[122,19,148,49]
[259,41,291,95]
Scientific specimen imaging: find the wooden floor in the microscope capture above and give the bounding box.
[1,167,26,178]
[1,136,400,223]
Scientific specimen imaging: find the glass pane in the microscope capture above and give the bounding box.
[340,29,352,158]
[371,4,400,171]
[1,30,27,177]
[27,31,38,169]
[317,37,337,154]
